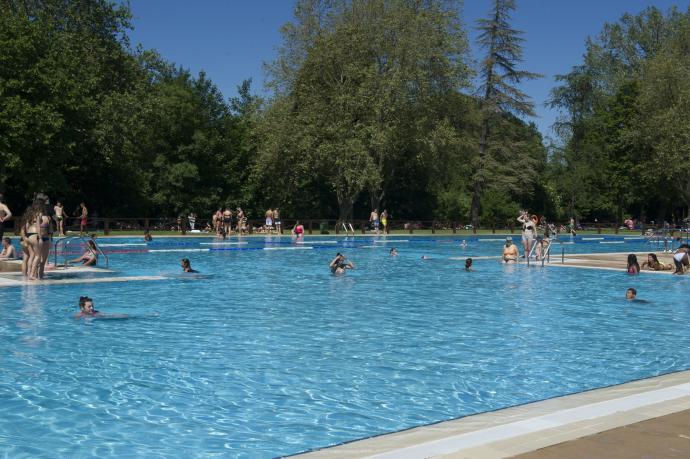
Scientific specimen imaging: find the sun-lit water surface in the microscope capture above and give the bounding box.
[0,235,688,458]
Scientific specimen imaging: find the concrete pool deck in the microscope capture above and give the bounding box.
[0,264,165,287]
[295,370,690,458]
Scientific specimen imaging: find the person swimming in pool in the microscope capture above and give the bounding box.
[465,258,473,271]
[75,296,129,319]
[180,258,198,273]
[75,296,100,318]
[329,253,354,275]
[625,288,637,300]
[389,247,398,256]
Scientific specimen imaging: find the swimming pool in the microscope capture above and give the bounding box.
[1,235,688,457]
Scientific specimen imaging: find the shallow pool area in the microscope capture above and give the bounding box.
[1,235,688,457]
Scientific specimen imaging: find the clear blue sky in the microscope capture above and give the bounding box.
[126,0,689,139]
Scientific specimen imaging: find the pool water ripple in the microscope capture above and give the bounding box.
[0,236,689,457]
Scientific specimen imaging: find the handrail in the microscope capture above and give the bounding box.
[53,236,108,268]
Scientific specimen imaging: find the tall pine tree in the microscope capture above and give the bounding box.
[470,0,540,229]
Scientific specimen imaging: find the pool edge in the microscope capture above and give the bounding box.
[291,369,690,458]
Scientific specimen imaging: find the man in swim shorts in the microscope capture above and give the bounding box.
[369,209,379,235]
[502,237,519,263]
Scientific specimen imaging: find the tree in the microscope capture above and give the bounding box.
[470,0,540,229]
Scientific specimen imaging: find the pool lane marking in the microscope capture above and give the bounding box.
[200,242,249,245]
[624,237,644,240]
[367,383,690,459]
[98,243,148,247]
[297,241,339,244]
[263,246,313,251]
[600,241,625,244]
[478,239,506,242]
[582,237,605,240]
[373,240,409,243]
[149,249,210,253]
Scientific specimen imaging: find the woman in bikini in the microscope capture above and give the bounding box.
[640,253,673,271]
[36,194,53,278]
[22,200,43,279]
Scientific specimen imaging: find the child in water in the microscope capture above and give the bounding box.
[75,296,99,318]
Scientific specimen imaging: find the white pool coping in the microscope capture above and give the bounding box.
[295,370,690,458]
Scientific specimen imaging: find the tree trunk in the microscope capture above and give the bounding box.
[369,189,385,213]
[470,120,489,229]
[338,197,354,223]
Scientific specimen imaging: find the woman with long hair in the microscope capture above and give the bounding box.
[626,254,641,274]
[641,253,673,271]
[22,200,44,279]
[34,194,53,279]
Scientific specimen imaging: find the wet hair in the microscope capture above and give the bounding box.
[389,248,396,254]
[465,258,473,268]
[181,258,191,268]
[627,288,637,296]
[648,253,659,264]
[2,237,10,244]
[627,254,640,271]
[79,296,92,310]
[87,240,97,250]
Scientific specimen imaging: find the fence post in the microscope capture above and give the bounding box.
[104,219,110,235]
[361,221,366,234]
[597,225,601,234]
[308,220,313,235]
[492,224,496,234]
[452,222,456,234]
[431,221,436,234]
[335,221,339,235]
[181,216,187,235]
[408,223,413,235]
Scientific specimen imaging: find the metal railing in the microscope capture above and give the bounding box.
[53,236,108,268]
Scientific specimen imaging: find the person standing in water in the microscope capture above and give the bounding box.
[180,258,197,273]
[54,201,65,236]
[0,194,13,242]
[330,253,354,275]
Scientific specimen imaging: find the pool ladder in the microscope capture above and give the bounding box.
[527,238,554,267]
[53,236,109,268]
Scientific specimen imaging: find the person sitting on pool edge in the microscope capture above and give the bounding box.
[465,258,473,271]
[181,258,198,273]
[76,296,100,318]
[0,237,16,260]
[502,237,519,263]
[69,240,98,266]
[329,253,354,275]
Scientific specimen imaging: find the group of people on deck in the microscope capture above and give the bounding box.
[627,245,690,275]
[0,194,96,280]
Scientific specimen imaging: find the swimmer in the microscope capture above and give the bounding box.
[329,253,354,275]
[389,248,398,256]
[625,288,636,300]
[75,296,129,319]
[143,229,153,242]
[75,296,100,318]
[180,258,198,273]
[502,237,519,263]
[421,255,430,260]
[465,258,473,271]
[460,240,467,248]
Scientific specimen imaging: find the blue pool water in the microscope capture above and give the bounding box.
[1,235,689,457]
